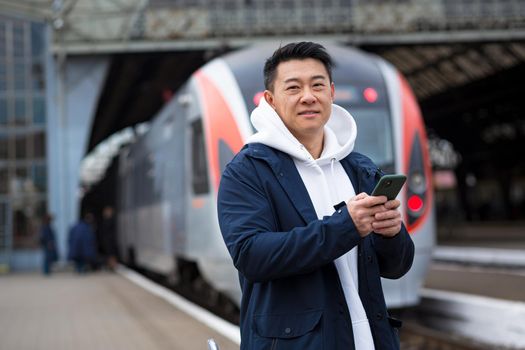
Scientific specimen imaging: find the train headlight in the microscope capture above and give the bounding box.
[408,171,425,194]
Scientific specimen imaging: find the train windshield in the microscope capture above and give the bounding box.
[342,106,394,169]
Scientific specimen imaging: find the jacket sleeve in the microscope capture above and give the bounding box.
[217,159,362,283]
[371,216,414,279]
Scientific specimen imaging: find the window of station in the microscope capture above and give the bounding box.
[0,168,7,193]
[0,63,6,92]
[31,164,46,192]
[191,119,209,195]
[30,23,44,59]
[13,23,25,56]
[0,134,7,159]
[31,64,45,91]
[0,22,5,54]
[14,63,27,91]
[32,95,45,125]
[0,97,6,124]
[14,97,26,125]
[33,131,45,158]
[12,200,46,249]
[15,166,28,183]
[14,136,27,159]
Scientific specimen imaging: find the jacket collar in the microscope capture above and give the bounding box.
[246,143,318,223]
[340,155,383,195]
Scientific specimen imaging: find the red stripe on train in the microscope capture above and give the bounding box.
[195,70,244,192]
[399,74,433,233]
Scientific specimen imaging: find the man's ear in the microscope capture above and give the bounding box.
[264,90,275,109]
[330,82,335,102]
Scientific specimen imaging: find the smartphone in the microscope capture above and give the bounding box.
[371,174,407,200]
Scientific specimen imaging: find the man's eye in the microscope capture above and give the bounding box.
[286,86,299,90]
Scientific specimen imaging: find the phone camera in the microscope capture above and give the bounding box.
[386,180,392,186]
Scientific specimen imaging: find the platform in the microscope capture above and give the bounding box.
[435,224,525,268]
[0,270,239,350]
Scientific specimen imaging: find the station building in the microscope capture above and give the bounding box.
[0,7,108,271]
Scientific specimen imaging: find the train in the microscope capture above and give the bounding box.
[95,43,435,310]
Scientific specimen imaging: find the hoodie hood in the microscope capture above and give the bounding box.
[247,97,357,166]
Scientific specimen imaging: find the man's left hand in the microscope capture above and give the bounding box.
[371,199,402,237]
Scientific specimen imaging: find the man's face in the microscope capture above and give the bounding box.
[264,58,335,143]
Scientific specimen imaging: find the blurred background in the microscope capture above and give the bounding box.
[0,1,524,349]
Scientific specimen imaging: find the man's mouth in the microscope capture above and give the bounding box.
[298,110,320,117]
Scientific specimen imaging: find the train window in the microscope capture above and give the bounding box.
[191,119,209,195]
[348,107,395,168]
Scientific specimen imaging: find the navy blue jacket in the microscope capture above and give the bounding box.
[68,221,97,262]
[218,143,414,350]
[39,224,58,262]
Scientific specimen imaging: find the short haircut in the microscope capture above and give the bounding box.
[263,42,334,91]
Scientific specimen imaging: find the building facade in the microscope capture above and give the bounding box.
[0,15,48,271]
[0,11,108,271]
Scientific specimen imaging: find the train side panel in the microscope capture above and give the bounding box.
[117,95,188,274]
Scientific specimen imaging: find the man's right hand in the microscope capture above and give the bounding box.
[346,192,388,237]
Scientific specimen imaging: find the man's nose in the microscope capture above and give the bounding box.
[300,88,316,104]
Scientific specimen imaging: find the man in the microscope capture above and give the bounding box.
[100,206,118,270]
[68,212,98,273]
[39,213,57,275]
[217,42,414,349]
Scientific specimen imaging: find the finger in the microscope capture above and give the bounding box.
[370,204,388,216]
[375,209,400,221]
[385,199,401,210]
[372,218,400,230]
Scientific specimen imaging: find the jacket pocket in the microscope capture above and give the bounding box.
[388,316,402,329]
[253,310,323,349]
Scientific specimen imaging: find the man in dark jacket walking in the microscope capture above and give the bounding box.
[217,42,414,349]
[68,212,97,273]
[39,213,57,275]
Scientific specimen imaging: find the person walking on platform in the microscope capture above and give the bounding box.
[39,213,57,275]
[217,42,414,350]
[68,212,98,273]
[99,206,118,270]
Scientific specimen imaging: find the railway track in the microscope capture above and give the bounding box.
[400,321,490,350]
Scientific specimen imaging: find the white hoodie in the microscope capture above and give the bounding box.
[247,97,375,350]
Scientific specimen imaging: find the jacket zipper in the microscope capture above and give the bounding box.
[270,338,277,350]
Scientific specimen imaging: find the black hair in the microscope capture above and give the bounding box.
[263,42,334,91]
